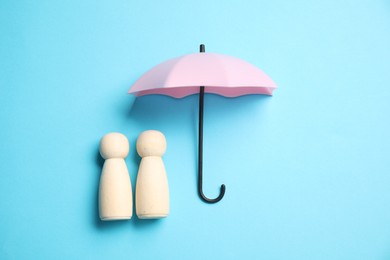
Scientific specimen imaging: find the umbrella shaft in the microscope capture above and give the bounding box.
[198,86,205,193]
[197,86,226,203]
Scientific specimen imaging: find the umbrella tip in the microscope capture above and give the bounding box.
[200,44,205,53]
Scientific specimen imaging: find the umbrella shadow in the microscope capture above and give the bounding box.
[128,93,272,191]
[127,93,271,144]
[127,94,196,128]
[128,94,199,176]
[200,93,272,121]
[190,94,272,195]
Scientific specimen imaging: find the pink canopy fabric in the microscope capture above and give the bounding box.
[128,52,277,98]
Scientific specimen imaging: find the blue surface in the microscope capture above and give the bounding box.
[1,0,390,259]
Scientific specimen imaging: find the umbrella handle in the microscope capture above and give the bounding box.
[198,86,226,203]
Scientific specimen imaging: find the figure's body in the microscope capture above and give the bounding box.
[136,130,169,219]
[99,132,132,220]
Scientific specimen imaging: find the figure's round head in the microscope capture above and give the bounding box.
[100,132,129,159]
[136,130,166,157]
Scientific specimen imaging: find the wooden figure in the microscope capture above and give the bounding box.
[99,132,132,220]
[135,130,169,219]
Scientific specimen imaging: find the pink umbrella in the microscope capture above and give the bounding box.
[129,45,277,203]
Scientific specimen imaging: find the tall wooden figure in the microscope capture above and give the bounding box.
[99,132,133,220]
[136,130,169,219]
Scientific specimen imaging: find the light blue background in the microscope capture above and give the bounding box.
[1,0,390,259]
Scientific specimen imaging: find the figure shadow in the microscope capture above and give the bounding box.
[130,216,161,230]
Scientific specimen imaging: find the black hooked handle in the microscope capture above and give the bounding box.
[197,44,226,203]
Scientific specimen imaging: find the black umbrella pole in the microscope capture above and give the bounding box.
[197,86,226,203]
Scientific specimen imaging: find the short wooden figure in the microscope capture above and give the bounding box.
[99,132,133,220]
[136,130,169,219]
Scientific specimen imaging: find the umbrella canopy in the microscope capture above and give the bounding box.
[129,51,277,98]
[129,45,277,204]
